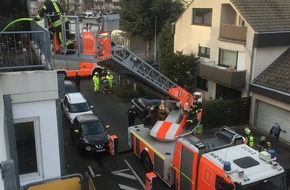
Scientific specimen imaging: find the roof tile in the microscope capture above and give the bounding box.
[253,48,290,94]
[230,0,290,32]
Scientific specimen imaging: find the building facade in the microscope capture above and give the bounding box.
[0,71,63,189]
[173,0,290,142]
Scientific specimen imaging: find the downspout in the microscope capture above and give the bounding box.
[248,42,255,96]
[246,32,256,97]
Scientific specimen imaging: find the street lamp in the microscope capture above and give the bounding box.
[154,16,157,62]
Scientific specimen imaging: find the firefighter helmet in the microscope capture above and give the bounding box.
[244,127,251,135]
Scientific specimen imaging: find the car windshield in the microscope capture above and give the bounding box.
[137,98,146,108]
[136,98,160,108]
[81,120,105,135]
[69,102,91,113]
[241,174,286,190]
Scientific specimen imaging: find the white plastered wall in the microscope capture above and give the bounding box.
[0,70,60,187]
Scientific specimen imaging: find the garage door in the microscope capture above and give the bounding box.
[256,101,290,143]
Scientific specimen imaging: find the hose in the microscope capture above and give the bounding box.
[1,18,34,32]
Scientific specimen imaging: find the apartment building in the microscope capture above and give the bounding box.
[174,0,290,142]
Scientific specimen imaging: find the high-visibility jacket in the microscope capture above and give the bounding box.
[34,0,66,28]
[93,75,100,85]
[106,74,114,87]
[246,135,254,148]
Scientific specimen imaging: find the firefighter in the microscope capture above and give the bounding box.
[34,0,75,54]
[157,102,167,120]
[92,72,100,93]
[74,72,80,91]
[106,71,114,90]
[244,127,254,148]
[186,104,198,129]
[257,136,270,152]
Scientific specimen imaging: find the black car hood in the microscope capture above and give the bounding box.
[83,132,108,144]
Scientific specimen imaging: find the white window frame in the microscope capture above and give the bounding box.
[14,117,43,182]
[198,45,210,58]
[192,8,212,26]
[218,48,238,69]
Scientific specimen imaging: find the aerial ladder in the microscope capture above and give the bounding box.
[97,45,203,141]
[48,13,202,141]
[20,12,201,141]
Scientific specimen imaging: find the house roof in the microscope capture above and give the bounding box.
[230,0,290,32]
[250,48,290,103]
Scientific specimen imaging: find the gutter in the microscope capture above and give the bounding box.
[250,83,290,96]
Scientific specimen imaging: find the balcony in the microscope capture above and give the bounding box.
[219,24,247,43]
[199,62,246,87]
[0,22,51,72]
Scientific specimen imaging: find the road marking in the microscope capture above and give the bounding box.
[113,172,137,180]
[118,184,140,190]
[112,168,130,173]
[88,166,95,177]
[88,165,101,177]
[124,159,146,189]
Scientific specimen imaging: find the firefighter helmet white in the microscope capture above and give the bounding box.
[244,127,251,135]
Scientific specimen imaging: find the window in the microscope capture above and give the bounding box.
[219,49,238,69]
[216,84,241,100]
[198,45,210,58]
[14,118,42,179]
[192,8,212,26]
[197,77,208,91]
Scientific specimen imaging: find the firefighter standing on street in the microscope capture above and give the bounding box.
[92,72,100,93]
[106,71,114,91]
[244,127,254,148]
[127,105,137,126]
[34,0,75,54]
[269,122,287,149]
[74,72,80,91]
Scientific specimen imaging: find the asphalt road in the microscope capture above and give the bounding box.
[62,77,170,190]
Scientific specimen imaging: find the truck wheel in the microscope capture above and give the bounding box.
[141,151,153,172]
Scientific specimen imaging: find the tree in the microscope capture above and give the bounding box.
[158,23,174,74]
[158,23,199,92]
[119,0,183,60]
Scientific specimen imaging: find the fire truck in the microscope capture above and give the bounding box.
[128,125,287,190]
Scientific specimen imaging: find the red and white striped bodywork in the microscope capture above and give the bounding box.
[149,87,203,141]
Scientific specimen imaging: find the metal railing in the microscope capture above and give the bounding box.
[0,22,51,72]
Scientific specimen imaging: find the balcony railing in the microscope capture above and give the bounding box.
[219,24,247,43]
[0,22,51,72]
[199,62,246,87]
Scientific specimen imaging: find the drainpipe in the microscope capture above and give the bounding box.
[248,43,255,96]
[246,32,257,97]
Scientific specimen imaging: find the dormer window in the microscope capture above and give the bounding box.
[192,8,212,26]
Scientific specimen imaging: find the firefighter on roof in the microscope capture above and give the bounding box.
[34,0,75,54]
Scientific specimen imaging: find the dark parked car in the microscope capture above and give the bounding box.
[70,114,110,157]
[131,97,161,118]
[60,80,77,103]
[65,80,77,94]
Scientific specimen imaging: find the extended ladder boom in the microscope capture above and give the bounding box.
[100,45,180,99]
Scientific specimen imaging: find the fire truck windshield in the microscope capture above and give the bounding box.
[241,173,286,190]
